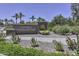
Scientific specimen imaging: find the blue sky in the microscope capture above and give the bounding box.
[0,3,71,22]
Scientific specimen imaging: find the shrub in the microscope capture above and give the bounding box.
[52,25,71,35]
[52,25,60,33]
[71,26,79,34]
[39,30,50,35]
[39,25,46,30]
[53,40,64,52]
[48,27,52,31]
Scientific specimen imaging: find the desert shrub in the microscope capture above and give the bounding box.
[31,38,39,47]
[66,37,77,50]
[53,40,64,52]
[39,30,50,35]
[52,25,71,35]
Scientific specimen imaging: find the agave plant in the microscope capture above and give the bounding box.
[31,38,39,47]
[53,40,64,52]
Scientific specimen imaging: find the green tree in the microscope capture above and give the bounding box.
[66,17,76,26]
[12,13,19,24]
[51,14,66,26]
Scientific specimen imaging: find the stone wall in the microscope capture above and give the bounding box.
[6,22,48,35]
[14,25,39,34]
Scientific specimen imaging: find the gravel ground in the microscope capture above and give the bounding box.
[20,40,69,52]
[5,33,77,52]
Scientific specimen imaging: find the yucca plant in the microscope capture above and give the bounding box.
[31,38,39,47]
[53,40,64,52]
[12,34,20,44]
[66,36,77,50]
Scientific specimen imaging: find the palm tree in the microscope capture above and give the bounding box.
[37,17,45,22]
[19,12,25,22]
[30,16,36,22]
[12,13,19,24]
